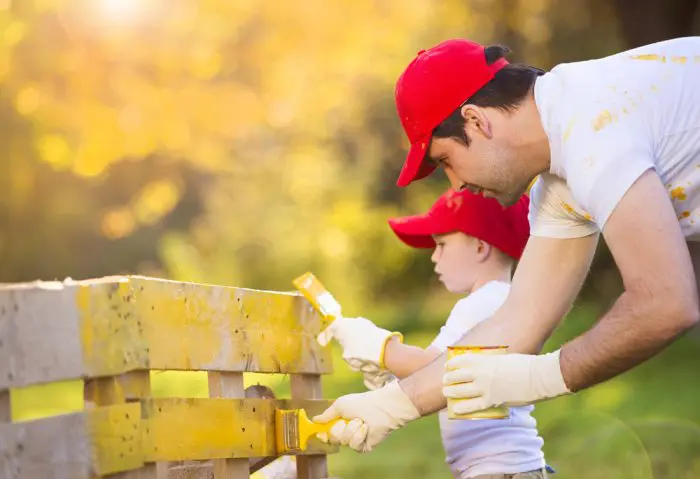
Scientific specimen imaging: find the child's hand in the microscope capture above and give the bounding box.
[317,317,403,372]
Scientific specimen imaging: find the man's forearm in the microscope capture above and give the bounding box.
[560,289,698,392]
[398,353,448,415]
[398,303,550,416]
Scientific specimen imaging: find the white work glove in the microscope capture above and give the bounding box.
[313,381,420,452]
[362,369,397,391]
[442,349,571,415]
[317,316,402,374]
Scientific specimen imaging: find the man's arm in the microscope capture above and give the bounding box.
[399,230,599,415]
[383,338,440,378]
[559,169,699,391]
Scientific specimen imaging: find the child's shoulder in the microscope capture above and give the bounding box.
[448,282,511,317]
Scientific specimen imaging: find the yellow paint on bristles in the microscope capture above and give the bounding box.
[292,272,342,322]
[275,408,345,454]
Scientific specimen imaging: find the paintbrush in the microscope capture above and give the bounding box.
[292,272,343,329]
[275,408,347,454]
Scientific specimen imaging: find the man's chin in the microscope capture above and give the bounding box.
[495,195,519,207]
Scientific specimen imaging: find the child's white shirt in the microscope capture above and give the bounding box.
[429,281,546,479]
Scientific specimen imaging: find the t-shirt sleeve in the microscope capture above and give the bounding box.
[528,174,600,239]
[559,109,655,230]
[429,323,467,353]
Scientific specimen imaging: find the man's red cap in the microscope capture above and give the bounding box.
[394,39,508,187]
[388,189,530,260]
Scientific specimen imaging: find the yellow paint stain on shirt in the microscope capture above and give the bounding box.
[630,54,666,62]
[622,107,629,114]
[592,109,617,131]
[679,211,691,220]
[671,56,687,64]
[563,118,576,143]
[650,84,659,92]
[671,186,687,201]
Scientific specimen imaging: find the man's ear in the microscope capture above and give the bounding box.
[460,104,493,140]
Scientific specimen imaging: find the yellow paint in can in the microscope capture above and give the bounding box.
[446,345,510,420]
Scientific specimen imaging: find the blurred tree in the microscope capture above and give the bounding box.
[614,0,700,48]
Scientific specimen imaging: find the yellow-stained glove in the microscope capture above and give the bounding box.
[442,349,571,415]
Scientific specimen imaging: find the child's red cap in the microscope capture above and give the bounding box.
[388,189,530,260]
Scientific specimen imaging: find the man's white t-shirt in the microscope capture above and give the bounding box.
[530,37,700,240]
[429,281,546,479]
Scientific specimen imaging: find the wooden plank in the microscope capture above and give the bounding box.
[130,277,332,375]
[208,372,249,478]
[0,278,148,389]
[0,392,9,423]
[291,375,328,479]
[0,276,332,390]
[0,289,12,391]
[0,405,144,479]
[85,371,151,407]
[141,398,335,461]
[86,371,160,479]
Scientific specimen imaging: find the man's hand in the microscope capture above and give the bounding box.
[317,317,402,372]
[442,350,570,413]
[313,381,420,452]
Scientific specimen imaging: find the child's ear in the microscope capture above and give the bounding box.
[476,240,491,260]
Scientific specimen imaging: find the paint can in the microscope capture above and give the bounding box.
[446,345,510,420]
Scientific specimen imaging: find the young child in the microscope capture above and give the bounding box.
[320,188,549,479]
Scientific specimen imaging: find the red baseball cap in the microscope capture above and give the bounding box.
[388,189,530,260]
[394,39,509,187]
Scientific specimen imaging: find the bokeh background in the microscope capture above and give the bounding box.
[3,0,700,477]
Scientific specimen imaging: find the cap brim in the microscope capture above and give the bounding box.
[396,136,436,187]
[388,214,448,248]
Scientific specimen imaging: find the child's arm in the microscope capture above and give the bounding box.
[383,337,441,379]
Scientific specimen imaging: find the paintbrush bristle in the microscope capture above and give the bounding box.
[275,409,302,454]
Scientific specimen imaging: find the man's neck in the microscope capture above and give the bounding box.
[512,90,552,176]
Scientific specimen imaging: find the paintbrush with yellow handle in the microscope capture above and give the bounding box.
[292,272,343,331]
[275,408,347,454]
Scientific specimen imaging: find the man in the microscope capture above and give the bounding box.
[314,37,700,453]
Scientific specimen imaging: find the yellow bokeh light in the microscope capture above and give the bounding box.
[101,207,136,240]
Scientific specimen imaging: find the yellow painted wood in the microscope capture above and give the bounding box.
[141,398,336,461]
[291,374,328,479]
[87,403,144,475]
[129,277,332,374]
[0,405,144,478]
[77,279,149,378]
[0,278,148,389]
[85,371,151,407]
[0,276,332,389]
[207,371,249,478]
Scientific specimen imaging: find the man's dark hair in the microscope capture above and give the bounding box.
[432,45,543,147]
